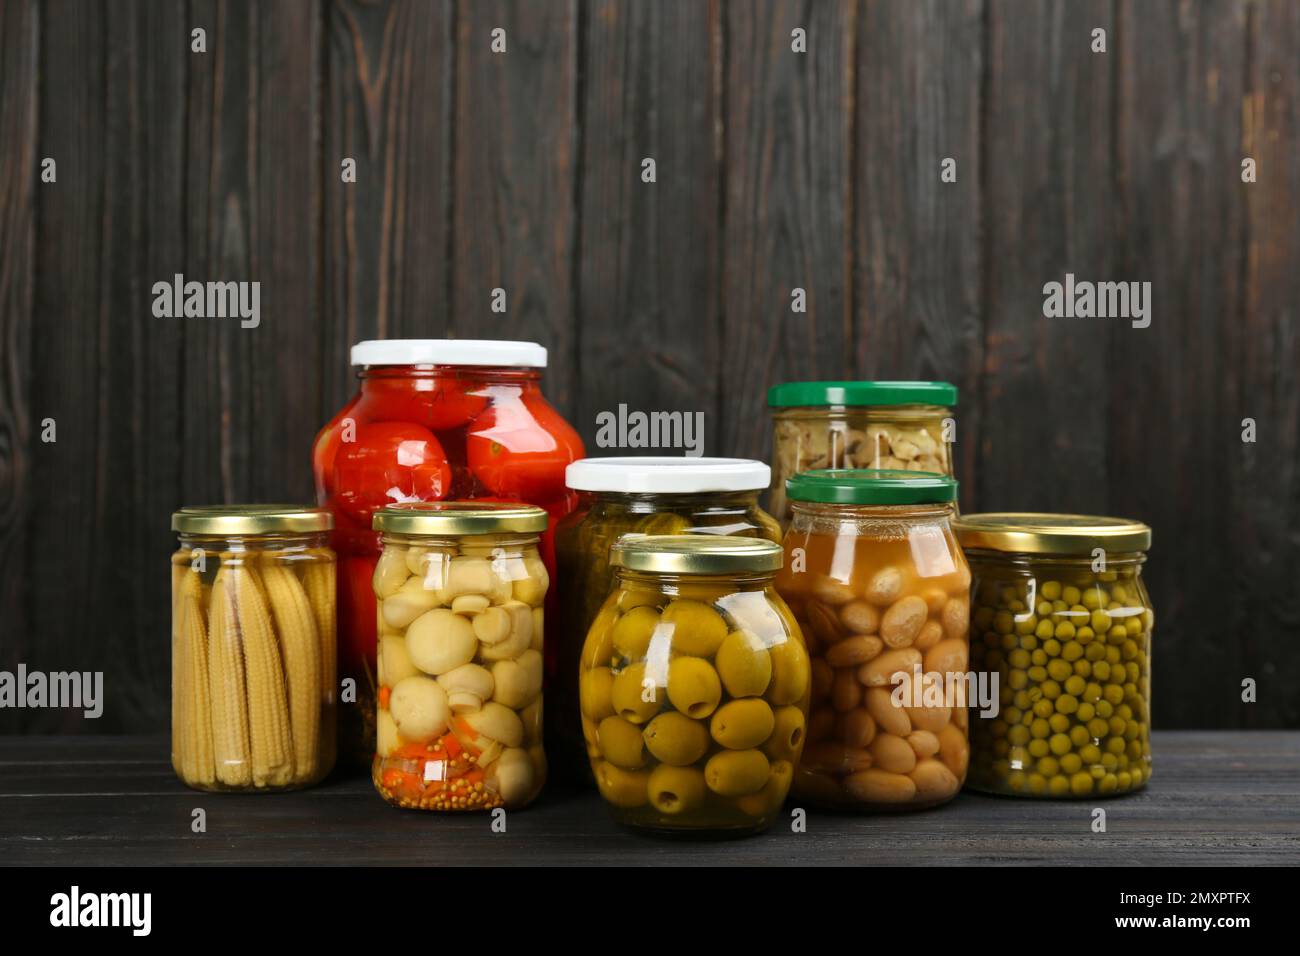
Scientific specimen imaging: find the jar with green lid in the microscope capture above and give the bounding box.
[954,513,1154,799]
[580,535,809,835]
[553,457,780,783]
[768,381,958,527]
[370,501,549,811]
[170,505,337,792]
[774,470,970,811]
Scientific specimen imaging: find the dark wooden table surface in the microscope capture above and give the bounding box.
[2,732,1296,866]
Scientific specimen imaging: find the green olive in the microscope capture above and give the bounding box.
[647,764,707,815]
[642,711,710,766]
[709,698,776,750]
[765,635,810,706]
[666,656,722,719]
[612,606,661,660]
[598,715,648,769]
[764,705,807,762]
[594,760,650,808]
[704,749,771,797]
[579,666,615,722]
[611,662,662,724]
[661,599,729,657]
[715,629,773,698]
[735,759,793,819]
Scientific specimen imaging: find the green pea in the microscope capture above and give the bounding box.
[1082,588,1103,610]
[1055,694,1078,715]
[1070,771,1094,795]
[1069,725,1090,748]
[1008,670,1028,689]
[1049,733,1072,756]
[1028,773,1048,794]
[1061,641,1083,662]
[1075,626,1095,645]
[1106,736,1126,755]
[1031,649,1048,666]
[1079,743,1102,765]
[1027,666,1047,683]
[1030,717,1051,738]
[1032,700,1054,719]
[1008,648,1030,669]
[1028,739,1050,758]
[1062,586,1081,605]
[1003,706,1023,724]
[1073,659,1092,677]
[1054,621,1077,640]
[1064,675,1086,696]
[1041,680,1062,700]
[1076,702,1096,722]
[1098,773,1118,794]
[1048,774,1071,796]
[1043,638,1062,657]
[1059,752,1083,774]
[1037,756,1060,776]
[1090,608,1112,632]
[1048,713,1070,734]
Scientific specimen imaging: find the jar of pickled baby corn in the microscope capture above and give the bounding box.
[170,505,337,792]
[581,536,809,836]
[370,501,548,811]
[954,513,1154,799]
[775,470,970,811]
[552,457,780,783]
[768,381,957,528]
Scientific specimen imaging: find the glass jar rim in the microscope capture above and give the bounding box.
[171,505,333,536]
[372,501,547,535]
[954,512,1152,555]
[610,534,783,574]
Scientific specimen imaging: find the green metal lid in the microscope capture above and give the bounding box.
[768,380,958,408]
[785,469,958,505]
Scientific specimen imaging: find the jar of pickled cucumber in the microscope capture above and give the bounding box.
[954,514,1153,799]
[370,502,548,811]
[552,457,780,783]
[768,381,957,527]
[775,470,970,811]
[580,535,809,835]
[170,505,337,792]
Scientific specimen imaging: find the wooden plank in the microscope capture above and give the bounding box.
[1238,0,1300,728]
[27,2,192,733]
[453,0,578,414]
[183,0,322,506]
[1113,0,1250,729]
[322,0,455,413]
[574,0,721,452]
[0,0,37,732]
[0,732,1296,865]
[854,0,984,498]
[719,0,855,459]
[979,0,1116,513]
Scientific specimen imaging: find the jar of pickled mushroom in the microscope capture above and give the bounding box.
[552,457,781,783]
[768,381,957,527]
[313,339,584,768]
[954,513,1154,799]
[370,502,548,811]
[580,536,809,835]
[170,505,337,792]
[775,470,970,811]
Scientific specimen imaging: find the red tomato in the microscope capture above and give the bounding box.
[359,376,488,432]
[332,422,453,526]
[311,397,361,501]
[466,393,584,501]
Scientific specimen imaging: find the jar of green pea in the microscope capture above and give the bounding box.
[954,514,1153,799]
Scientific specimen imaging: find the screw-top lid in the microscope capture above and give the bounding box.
[768,380,958,408]
[372,501,548,536]
[566,457,770,494]
[172,505,334,535]
[610,534,783,575]
[785,468,958,505]
[954,513,1152,555]
[351,339,548,368]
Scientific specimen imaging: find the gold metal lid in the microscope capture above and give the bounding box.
[372,501,548,536]
[172,505,333,535]
[610,534,783,575]
[954,512,1152,555]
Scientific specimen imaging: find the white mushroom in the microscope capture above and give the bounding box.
[451,593,490,616]
[374,547,411,598]
[437,663,495,713]
[488,747,535,805]
[463,702,524,747]
[388,675,450,743]
[479,601,533,661]
[383,576,441,629]
[376,708,400,758]
[379,634,420,687]
[472,605,512,645]
[436,556,495,604]
[492,649,542,709]
[405,608,478,676]
[511,555,549,608]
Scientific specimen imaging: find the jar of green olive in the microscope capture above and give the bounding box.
[954,514,1153,799]
[553,457,780,783]
[580,536,809,836]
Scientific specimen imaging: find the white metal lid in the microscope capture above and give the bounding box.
[566,457,771,494]
[350,339,548,368]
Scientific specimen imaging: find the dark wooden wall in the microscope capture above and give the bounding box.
[1,0,1296,733]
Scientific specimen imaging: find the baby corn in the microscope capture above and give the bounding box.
[233,564,294,788]
[180,571,215,786]
[303,561,337,763]
[261,562,321,783]
[208,570,253,787]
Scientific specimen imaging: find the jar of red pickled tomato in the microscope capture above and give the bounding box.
[313,340,584,767]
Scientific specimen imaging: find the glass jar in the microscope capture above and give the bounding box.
[774,470,970,811]
[170,505,336,792]
[370,502,548,811]
[955,513,1154,799]
[313,340,584,767]
[551,457,780,782]
[580,536,809,835]
[768,381,958,527]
